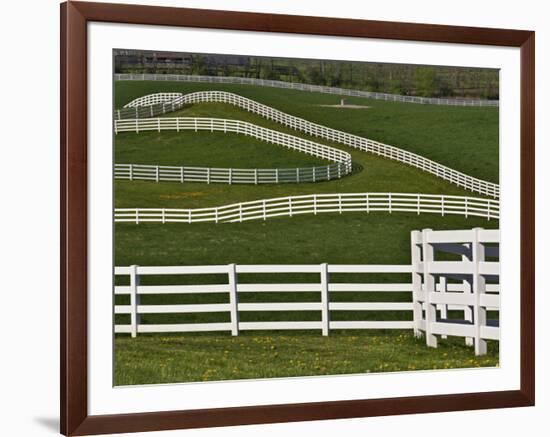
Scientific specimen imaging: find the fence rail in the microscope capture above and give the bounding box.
[114,73,499,107]
[115,116,353,174]
[115,227,500,355]
[114,263,416,337]
[115,162,347,185]
[114,192,500,224]
[411,228,500,355]
[115,91,499,198]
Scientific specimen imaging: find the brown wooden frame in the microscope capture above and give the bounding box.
[60,1,535,435]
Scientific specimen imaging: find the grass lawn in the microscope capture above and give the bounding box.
[115,130,328,168]
[115,81,499,182]
[115,213,498,267]
[114,124,486,210]
[115,331,498,385]
[113,81,500,385]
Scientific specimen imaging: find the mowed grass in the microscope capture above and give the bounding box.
[113,81,500,385]
[114,119,484,210]
[115,213,498,266]
[115,331,498,385]
[115,130,327,168]
[115,81,499,182]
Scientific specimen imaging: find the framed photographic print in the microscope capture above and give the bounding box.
[60,1,535,435]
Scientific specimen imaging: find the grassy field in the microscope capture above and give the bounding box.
[114,98,490,210]
[115,81,499,182]
[115,331,498,385]
[115,130,328,168]
[113,80,500,385]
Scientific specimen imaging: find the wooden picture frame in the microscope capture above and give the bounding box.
[60,1,535,435]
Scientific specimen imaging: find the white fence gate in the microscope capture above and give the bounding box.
[411,228,500,355]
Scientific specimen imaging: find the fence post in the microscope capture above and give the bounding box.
[320,263,330,336]
[135,208,139,225]
[130,265,140,338]
[327,165,331,181]
[462,254,474,347]
[472,228,487,355]
[254,169,258,185]
[155,166,159,182]
[129,164,133,181]
[439,276,448,339]
[422,228,437,348]
[313,195,317,215]
[228,263,239,336]
[296,168,300,183]
[410,231,423,338]
[313,166,316,183]
[207,168,211,184]
[228,168,232,185]
[276,169,279,184]
[180,166,184,183]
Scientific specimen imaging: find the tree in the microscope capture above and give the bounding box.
[190,55,207,75]
[414,67,440,97]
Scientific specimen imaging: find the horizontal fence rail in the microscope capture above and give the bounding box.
[114,193,500,224]
[115,162,347,185]
[411,228,500,355]
[114,73,499,107]
[114,263,416,337]
[114,116,353,175]
[115,91,499,198]
[115,228,500,343]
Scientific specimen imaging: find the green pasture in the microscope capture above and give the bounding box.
[115,331,498,385]
[115,80,499,182]
[113,80,500,385]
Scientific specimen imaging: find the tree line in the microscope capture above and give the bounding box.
[115,51,499,100]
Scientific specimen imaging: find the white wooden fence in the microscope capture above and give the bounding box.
[114,228,500,356]
[115,162,347,185]
[115,91,499,198]
[114,73,499,107]
[114,263,415,337]
[114,192,500,224]
[114,116,353,174]
[411,228,500,355]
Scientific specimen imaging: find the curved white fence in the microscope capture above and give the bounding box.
[115,162,347,185]
[114,192,499,224]
[114,73,499,107]
[115,117,353,174]
[116,91,499,198]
